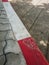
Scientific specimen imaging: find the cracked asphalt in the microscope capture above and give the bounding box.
[0,2,26,65]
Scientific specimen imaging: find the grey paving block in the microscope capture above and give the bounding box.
[0,9,6,14]
[0,5,4,9]
[0,8,5,11]
[6,31,15,40]
[0,2,3,8]
[6,53,26,65]
[0,19,9,24]
[0,14,7,19]
[0,24,11,31]
[22,5,43,30]
[25,6,42,21]
[0,32,7,41]
[0,3,8,19]
[0,55,5,65]
[5,40,21,54]
[15,2,33,16]
[30,6,49,34]
[31,9,49,39]
[0,14,7,18]
[0,41,6,55]
[30,30,45,43]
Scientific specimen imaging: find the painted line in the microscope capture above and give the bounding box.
[3,2,31,40]
[18,37,49,65]
[3,2,49,65]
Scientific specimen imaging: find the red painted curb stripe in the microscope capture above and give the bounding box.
[2,0,8,2]
[18,37,49,65]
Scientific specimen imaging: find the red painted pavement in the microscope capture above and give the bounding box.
[18,37,49,65]
[2,0,8,2]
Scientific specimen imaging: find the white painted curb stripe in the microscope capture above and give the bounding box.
[3,2,31,40]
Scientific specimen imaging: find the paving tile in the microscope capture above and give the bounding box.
[0,32,7,41]
[0,24,11,31]
[0,2,3,8]
[6,31,15,40]
[0,7,5,11]
[0,9,6,15]
[5,40,21,54]
[23,7,42,30]
[31,8,49,40]
[15,2,33,16]
[6,53,26,65]
[0,41,6,55]
[25,6,42,21]
[0,14,7,19]
[0,55,5,65]
[0,19,9,24]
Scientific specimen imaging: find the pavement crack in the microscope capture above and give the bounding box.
[2,31,8,65]
[3,40,7,65]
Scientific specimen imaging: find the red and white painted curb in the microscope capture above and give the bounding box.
[2,0,49,65]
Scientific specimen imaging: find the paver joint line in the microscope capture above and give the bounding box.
[29,8,43,31]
